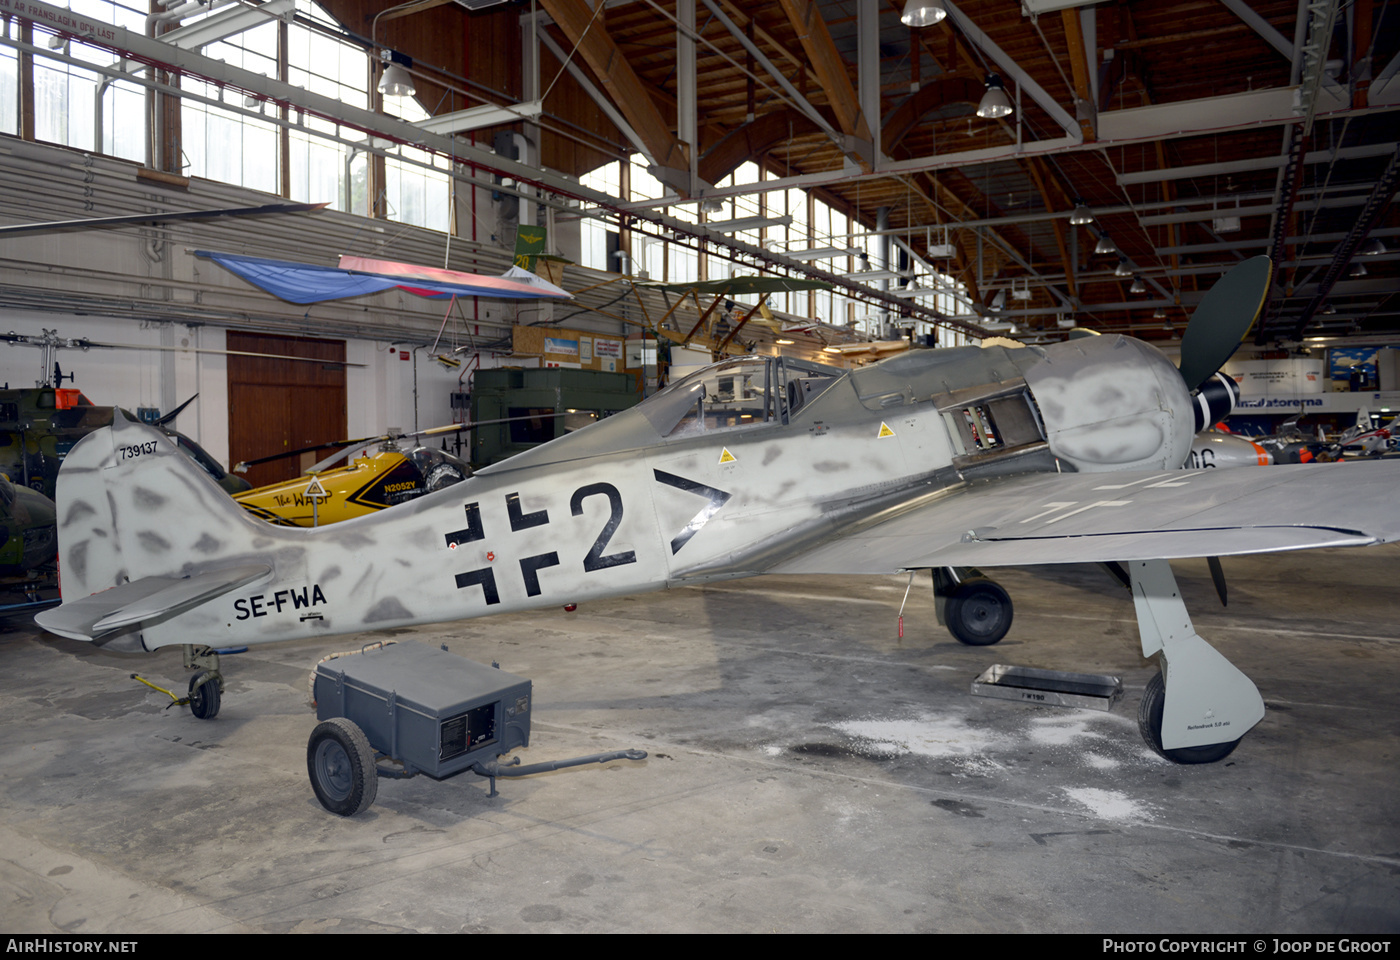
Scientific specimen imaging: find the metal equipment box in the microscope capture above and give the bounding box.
[971,664,1122,711]
[313,642,531,779]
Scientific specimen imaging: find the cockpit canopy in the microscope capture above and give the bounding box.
[638,356,843,438]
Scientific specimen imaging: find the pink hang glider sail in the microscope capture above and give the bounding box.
[196,250,571,304]
[338,255,570,300]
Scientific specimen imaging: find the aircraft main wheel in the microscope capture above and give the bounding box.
[188,670,221,720]
[308,718,378,816]
[945,579,1013,646]
[1138,671,1242,764]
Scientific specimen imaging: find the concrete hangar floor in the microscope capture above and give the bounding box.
[0,547,1397,934]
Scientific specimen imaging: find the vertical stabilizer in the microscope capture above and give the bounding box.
[54,411,276,602]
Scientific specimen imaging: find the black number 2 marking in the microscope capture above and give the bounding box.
[570,482,636,572]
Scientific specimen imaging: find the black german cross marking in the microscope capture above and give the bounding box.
[443,502,484,548]
[454,567,500,605]
[519,552,561,597]
[506,492,549,531]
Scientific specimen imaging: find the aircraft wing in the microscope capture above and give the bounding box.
[767,460,1400,575]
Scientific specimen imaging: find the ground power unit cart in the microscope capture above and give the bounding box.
[308,640,646,815]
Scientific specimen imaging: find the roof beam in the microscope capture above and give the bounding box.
[880,75,982,153]
[1116,141,1398,185]
[700,0,846,149]
[535,0,691,186]
[1023,157,1077,299]
[151,0,296,52]
[942,0,1081,141]
[537,29,655,164]
[1138,192,1387,225]
[1061,7,1096,140]
[1218,0,1294,61]
[776,0,874,167]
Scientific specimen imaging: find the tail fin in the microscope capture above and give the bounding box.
[51,410,273,603]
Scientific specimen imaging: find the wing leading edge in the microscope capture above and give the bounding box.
[767,461,1400,575]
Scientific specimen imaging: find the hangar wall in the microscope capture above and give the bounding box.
[0,136,633,473]
[0,310,484,468]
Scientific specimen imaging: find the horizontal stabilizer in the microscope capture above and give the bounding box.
[36,564,271,642]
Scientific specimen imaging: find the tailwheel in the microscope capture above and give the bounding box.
[945,578,1013,646]
[1138,671,1242,764]
[183,644,223,721]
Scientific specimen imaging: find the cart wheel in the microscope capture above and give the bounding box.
[307,718,378,816]
[188,670,221,720]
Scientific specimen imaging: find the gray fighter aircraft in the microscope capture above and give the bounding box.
[35,256,1400,765]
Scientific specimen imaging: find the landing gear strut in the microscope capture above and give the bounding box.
[1128,560,1261,763]
[183,645,223,720]
[934,567,1013,646]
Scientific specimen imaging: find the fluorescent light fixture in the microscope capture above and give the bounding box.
[775,338,794,345]
[416,100,544,135]
[854,269,914,282]
[887,286,938,298]
[1212,216,1241,233]
[901,0,947,27]
[1094,234,1118,255]
[1069,201,1093,225]
[783,246,859,261]
[702,214,793,234]
[977,74,1013,119]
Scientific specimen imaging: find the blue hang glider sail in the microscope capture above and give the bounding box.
[196,251,571,304]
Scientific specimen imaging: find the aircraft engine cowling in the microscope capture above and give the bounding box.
[1021,336,1196,472]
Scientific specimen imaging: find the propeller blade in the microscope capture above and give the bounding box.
[234,414,575,473]
[154,394,199,427]
[1207,556,1228,607]
[0,201,329,238]
[1177,255,1273,393]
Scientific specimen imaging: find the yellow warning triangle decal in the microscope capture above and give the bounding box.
[877,422,896,438]
[718,447,737,464]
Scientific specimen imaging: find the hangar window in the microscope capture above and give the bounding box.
[29,0,146,161]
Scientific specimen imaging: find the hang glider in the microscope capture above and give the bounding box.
[196,250,572,304]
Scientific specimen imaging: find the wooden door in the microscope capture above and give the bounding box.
[227,332,348,489]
